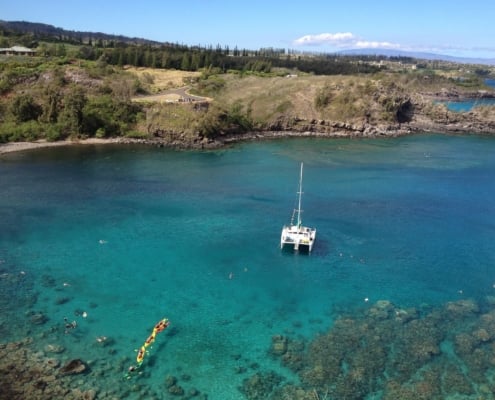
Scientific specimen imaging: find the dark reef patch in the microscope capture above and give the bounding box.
[247,297,495,400]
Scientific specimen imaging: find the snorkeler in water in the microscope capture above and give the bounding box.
[64,317,77,334]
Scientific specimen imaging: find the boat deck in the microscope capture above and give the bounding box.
[281,225,316,251]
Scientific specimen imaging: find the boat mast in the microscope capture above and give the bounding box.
[297,162,303,227]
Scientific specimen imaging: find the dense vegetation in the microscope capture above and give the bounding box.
[0,20,494,144]
[0,56,146,142]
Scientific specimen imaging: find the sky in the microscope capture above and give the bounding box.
[3,0,495,59]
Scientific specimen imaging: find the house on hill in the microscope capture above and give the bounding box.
[0,46,36,56]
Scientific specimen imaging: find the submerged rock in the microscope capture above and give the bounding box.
[55,296,71,305]
[167,384,185,396]
[40,274,56,287]
[44,344,65,354]
[187,387,200,397]
[59,359,87,375]
[271,335,288,356]
[164,375,177,388]
[30,312,48,325]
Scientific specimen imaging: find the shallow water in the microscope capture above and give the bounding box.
[1,133,495,398]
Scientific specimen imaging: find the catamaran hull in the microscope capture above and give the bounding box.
[280,226,316,252]
[281,242,313,252]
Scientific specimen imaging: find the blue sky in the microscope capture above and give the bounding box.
[3,0,495,59]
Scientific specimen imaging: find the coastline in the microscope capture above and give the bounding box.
[0,138,129,155]
[0,132,402,156]
[1,121,494,156]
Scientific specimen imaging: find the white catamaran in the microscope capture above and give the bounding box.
[280,162,316,252]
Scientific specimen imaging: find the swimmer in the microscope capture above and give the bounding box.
[99,239,107,244]
[229,272,234,280]
[64,317,77,334]
[96,336,107,343]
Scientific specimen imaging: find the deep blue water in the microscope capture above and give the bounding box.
[1,134,495,398]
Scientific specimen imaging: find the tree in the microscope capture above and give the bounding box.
[58,85,87,135]
[10,94,42,123]
[181,53,191,71]
[41,84,62,123]
[56,44,67,57]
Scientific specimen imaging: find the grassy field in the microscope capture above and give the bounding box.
[125,67,200,93]
[205,73,413,125]
[214,73,328,121]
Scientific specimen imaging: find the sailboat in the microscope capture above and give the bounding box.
[280,162,316,252]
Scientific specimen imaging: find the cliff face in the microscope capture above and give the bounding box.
[184,74,495,146]
[143,96,495,150]
[247,93,495,138]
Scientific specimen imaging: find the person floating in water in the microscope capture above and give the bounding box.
[64,317,77,334]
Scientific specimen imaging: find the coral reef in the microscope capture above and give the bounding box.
[0,338,95,399]
[240,371,284,400]
[254,297,495,399]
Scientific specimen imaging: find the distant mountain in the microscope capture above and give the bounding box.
[0,20,162,46]
[338,48,495,66]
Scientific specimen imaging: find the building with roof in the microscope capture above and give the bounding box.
[0,46,36,56]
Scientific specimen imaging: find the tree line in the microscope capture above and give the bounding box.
[1,20,381,76]
[71,44,380,75]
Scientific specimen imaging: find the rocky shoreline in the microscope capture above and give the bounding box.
[0,338,97,400]
[1,107,494,155]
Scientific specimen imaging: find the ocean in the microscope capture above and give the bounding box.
[437,98,495,112]
[438,78,495,112]
[1,133,495,399]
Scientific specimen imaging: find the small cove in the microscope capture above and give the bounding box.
[1,133,495,399]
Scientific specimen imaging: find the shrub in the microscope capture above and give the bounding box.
[315,86,332,110]
[9,94,42,123]
[0,120,42,142]
[195,75,226,96]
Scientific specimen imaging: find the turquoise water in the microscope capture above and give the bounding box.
[437,79,495,111]
[1,134,495,398]
[438,98,495,112]
[486,78,495,89]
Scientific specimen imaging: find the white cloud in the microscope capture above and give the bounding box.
[292,31,495,59]
[354,40,401,49]
[293,32,401,50]
[293,32,356,47]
